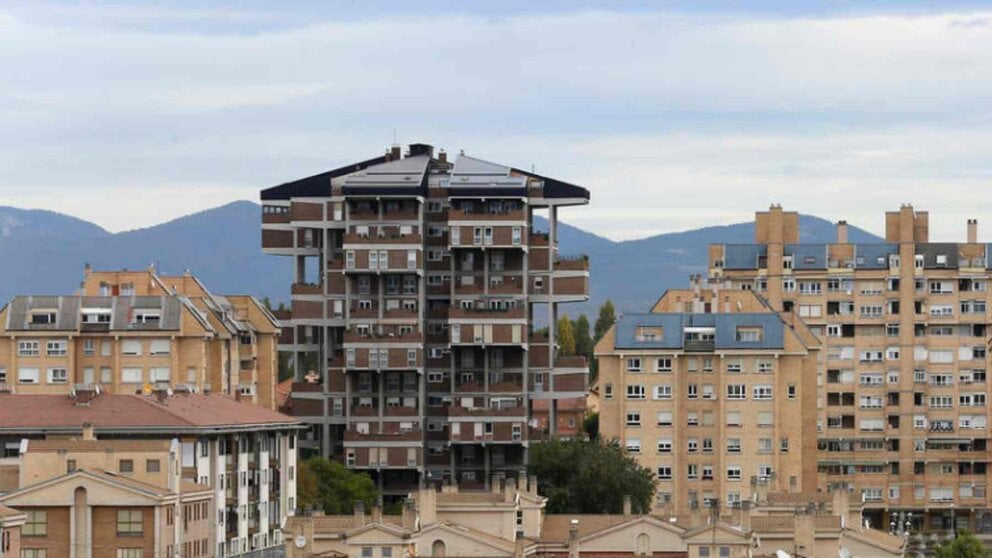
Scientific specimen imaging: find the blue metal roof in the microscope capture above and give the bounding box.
[853,244,898,269]
[614,313,784,350]
[724,244,767,270]
[786,244,827,270]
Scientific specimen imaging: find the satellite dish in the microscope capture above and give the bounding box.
[839,548,852,558]
[294,535,307,549]
[776,550,791,558]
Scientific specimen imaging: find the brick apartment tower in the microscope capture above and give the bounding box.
[710,204,992,535]
[260,144,590,494]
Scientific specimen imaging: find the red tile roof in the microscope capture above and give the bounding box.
[0,393,300,433]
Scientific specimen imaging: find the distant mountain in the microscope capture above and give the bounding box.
[0,202,881,318]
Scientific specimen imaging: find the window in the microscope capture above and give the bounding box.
[753,385,773,400]
[146,459,160,473]
[756,360,773,373]
[121,368,142,384]
[625,439,641,453]
[150,339,170,356]
[121,339,142,356]
[626,385,646,399]
[22,550,47,558]
[23,510,47,536]
[726,384,746,400]
[655,357,672,372]
[726,466,742,480]
[657,438,672,453]
[726,438,741,453]
[119,459,134,473]
[47,368,68,384]
[18,341,39,356]
[18,368,39,384]
[116,509,143,535]
[725,359,742,373]
[626,411,641,426]
[656,412,672,427]
[787,384,797,399]
[657,466,673,480]
[44,340,67,356]
[653,385,672,400]
[626,358,642,372]
[117,550,143,558]
[604,384,613,399]
[726,411,742,426]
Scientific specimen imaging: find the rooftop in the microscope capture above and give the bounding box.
[613,312,785,350]
[0,393,300,434]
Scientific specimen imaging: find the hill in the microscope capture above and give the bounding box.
[0,202,881,318]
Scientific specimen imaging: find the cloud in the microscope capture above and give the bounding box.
[2,5,992,241]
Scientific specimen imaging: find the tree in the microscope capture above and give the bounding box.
[528,439,655,514]
[582,412,599,440]
[297,458,379,514]
[934,530,987,558]
[594,300,617,343]
[557,315,576,356]
[573,314,593,358]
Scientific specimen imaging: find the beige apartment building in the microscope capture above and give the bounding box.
[597,287,821,514]
[0,267,280,409]
[0,391,301,558]
[0,435,213,558]
[0,504,25,558]
[261,143,590,494]
[707,205,992,536]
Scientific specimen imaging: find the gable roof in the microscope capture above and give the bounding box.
[419,521,517,554]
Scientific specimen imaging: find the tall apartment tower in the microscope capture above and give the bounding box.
[709,204,992,534]
[260,144,590,494]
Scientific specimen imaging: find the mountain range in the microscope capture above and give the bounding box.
[0,202,881,319]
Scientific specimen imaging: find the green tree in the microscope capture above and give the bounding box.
[594,300,617,343]
[573,314,593,358]
[297,458,379,514]
[582,412,599,440]
[557,315,576,356]
[528,439,654,514]
[934,530,987,558]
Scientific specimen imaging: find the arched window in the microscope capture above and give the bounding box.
[431,540,446,557]
[636,533,650,556]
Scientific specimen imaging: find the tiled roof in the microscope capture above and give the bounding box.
[844,527,905,551]
[0,394,299,433]
[4,295,190,332]
[540,515,633,542]
[0,503,24,519]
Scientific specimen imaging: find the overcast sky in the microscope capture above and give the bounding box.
[3,1,992,241]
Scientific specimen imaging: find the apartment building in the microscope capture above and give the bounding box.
[708,204,992,535]
[0,267,280,409]
[260,143,590,494]
[596,287,821,513]
[0,392,301,557]
[284,477,903,558]
[0,436,213,558]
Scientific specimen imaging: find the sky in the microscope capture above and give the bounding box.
[3,1,992,241]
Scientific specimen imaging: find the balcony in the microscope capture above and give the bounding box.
[343,331,423,344]
[261,229,294,249]
[446,405,527,418]
[291,382,324,393]
[343,233,422,245]
[553,256,589,272]
[448,307,527,320]
[447,208,526,222]
[291,283,323,296]
[291,202,323,221]
[343,430,422,443]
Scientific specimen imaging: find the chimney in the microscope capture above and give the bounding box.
[739,500,752,532]
[390,144,402,161]
[568,519,580,558]
[81,422,96,441]
[836,220,848,244]
[491,474,503,495]
[622,495,632,516]
[968,219,978,243]
[353,501,366,527]
[689,500,704,527]
[417,488,437,526]
[438,150,448,165]
[795,509,816,558]
[401,498,417,531]
[372,497,384,524]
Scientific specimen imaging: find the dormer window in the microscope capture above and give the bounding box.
[30,312,56,325]
[133,310,160,325]
[736,327,764,343]
[82,309,112,324]
[635,326,662,342]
